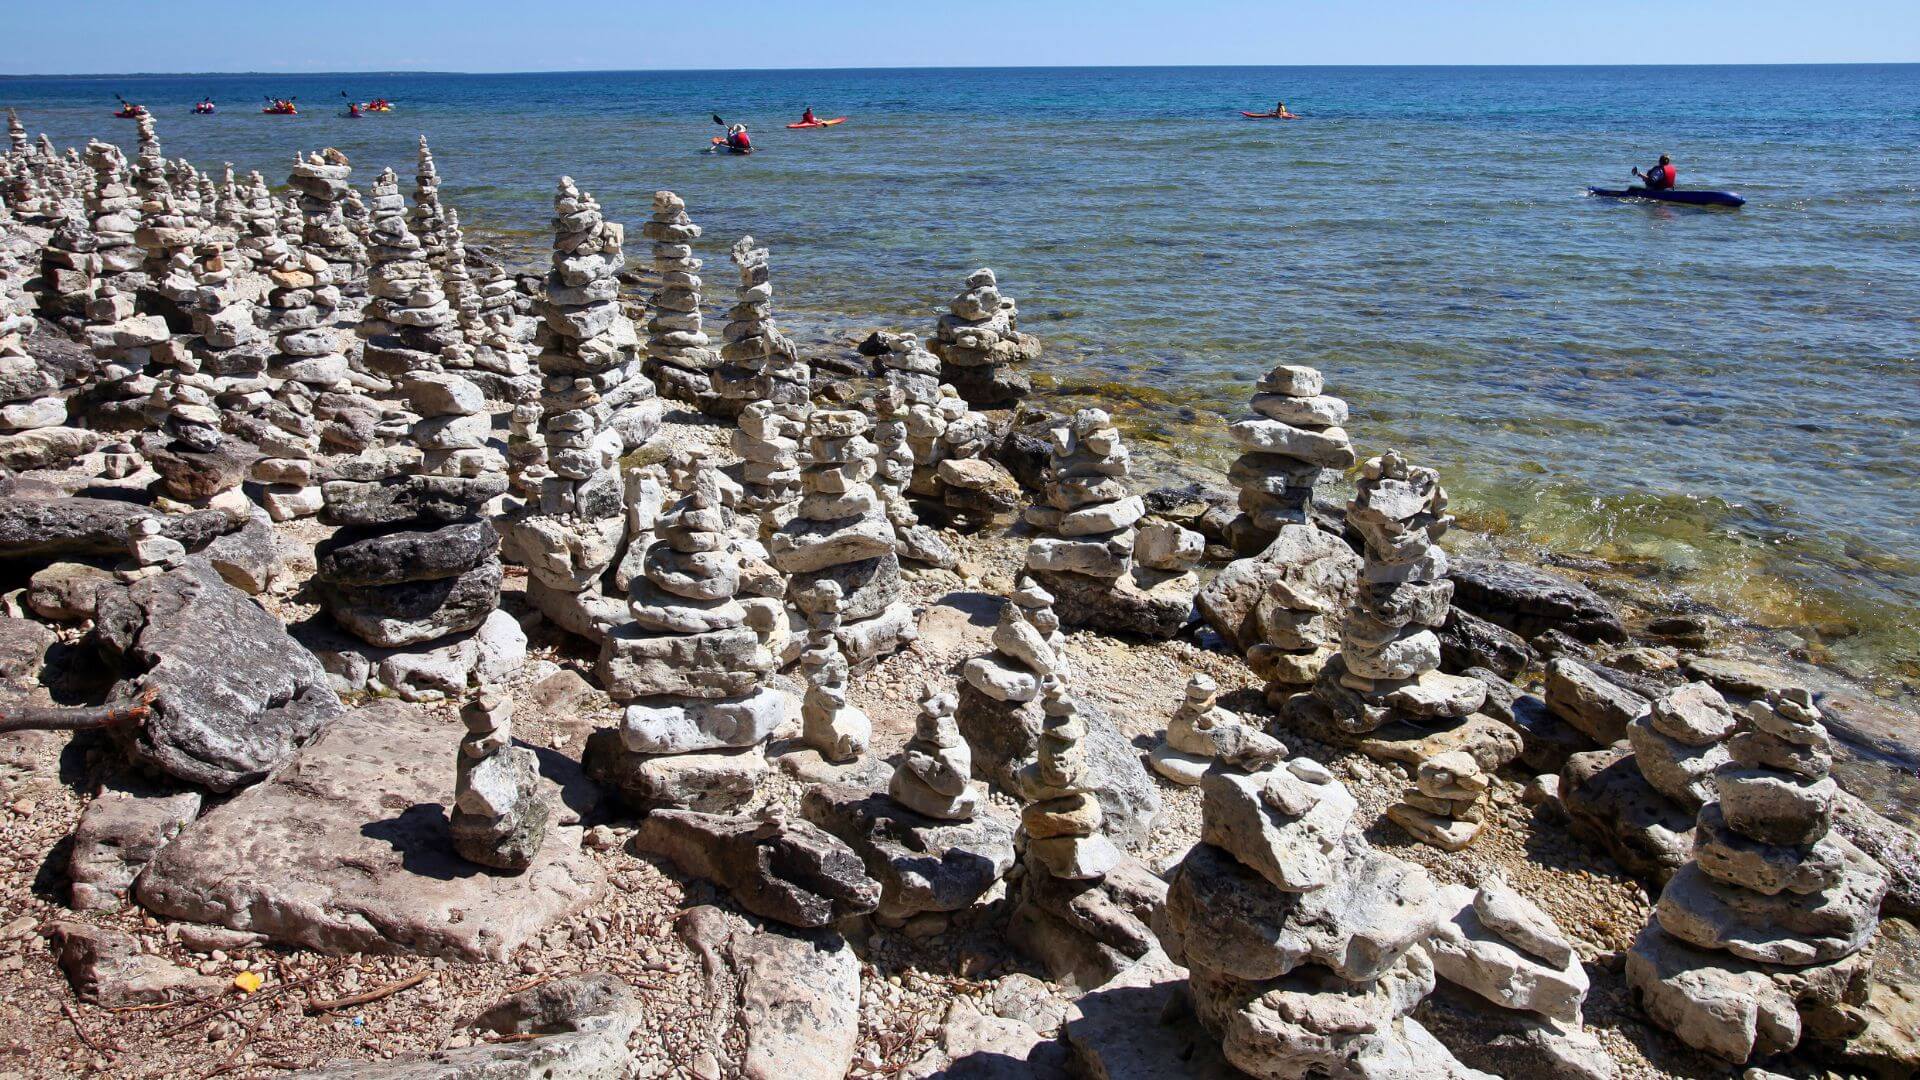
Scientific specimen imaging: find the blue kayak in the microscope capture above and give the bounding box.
[1588,186,1745,208]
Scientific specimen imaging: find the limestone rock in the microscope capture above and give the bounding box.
[633,809,881,928]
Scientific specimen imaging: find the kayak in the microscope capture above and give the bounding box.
[709,137,752,155]
[1587,186,1745,208]
[114,109,147,119]
[263,108,298,115]
[786,117,847,128]
[1241,111,1299,119]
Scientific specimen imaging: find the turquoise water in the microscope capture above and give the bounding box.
[5,66,1919,689]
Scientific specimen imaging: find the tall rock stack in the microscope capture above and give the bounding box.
[1024,407,1198,639]
[511,177,661,640]
[872,386,958,568]
[339,185,371,250]
[4,109,23,157]
[0,238,54,436]
[642,190,718,405]
[357,167,457,388]
[410,136,448,270]
[709,235,797,419]
[1627,688,1888,1063]
[1018,678,1119,881]
[1225,363,1355,554]
[1161,757,1488,1078]
[1299,451,1492,757]
[888,680,980,820]
[928,268,1040,407]
[235,171,281,267]
[36,197,97,320]
[730,332,811,531]
[588,466,785,814]
[1629,680,1736,813]
[80,283,172,432]
[83,141,144,285]
[247,232,346,521]
[288,149,367,292]
[770,408,918,666]
[798,586,872,763]
[143,243,260,505]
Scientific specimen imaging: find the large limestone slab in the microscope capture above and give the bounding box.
[1063,948,1244,1080]
[137,702,604,961]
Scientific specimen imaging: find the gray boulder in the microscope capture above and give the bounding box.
[0,496,237,559]
[801,784,1016,919]
[1449,558,1626,643]
[633,809,881,928]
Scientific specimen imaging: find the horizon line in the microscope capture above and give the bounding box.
[4,60,1919,79]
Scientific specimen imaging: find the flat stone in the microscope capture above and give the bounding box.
[1679,655,1806,699]
[1626,711,1730,809]
[138,702,604,960]
[1449,558,1626,643]
[68,775,202,912]
[315,519,499,586]
[318,557,503,648]
[50,921,223,1007]
[1625,924,1836,1063]
[1545,657,1649,744]
[802,784,1016,919]
[904,1000,1071,1079]
[1830,789,1920,921]
[1693,801,1847,895]
[596,623,771,702]
[1198,766,1358,893]
[731,924,862,1080]
[633,809,880,928]
[27,561,115,622]
[1427,884,1588,1024]
[583,730,768,814]
[94,559,345,791]
[1649,681,1738,744]
[1654,843,1885,965]
[618,686,790,754]
[0,496,236,559]
[198,509,283,594]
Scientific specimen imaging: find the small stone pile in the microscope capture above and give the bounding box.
[357,167,457,390]
[799,585,872,763]
[79,284,171,431]
[1024,407,1199,639]
[1224,363,1355,553]
[287,149,367,290]
[441,209,534,403]
[1163,756,1489,1078]
[512,177,661,641]
[1427,878,1600,1058]
[770,408,917,666]
[709,235,796,419]
[410,136,448,270]
[641,190,718,405]
[1019,678,1119,881]
[1386,750,1491,851]
[451,688,551,871]
[234,171,281,267]
[928,267,1040,406]
[732,391,810,531]
[1628,688,1888,1063]
[861,331,1019,524]
[1148,673,1288,785]
[871,386,958,567]
[1628,680,1736,811]
[589,466,784,814]
[888,680,979,820]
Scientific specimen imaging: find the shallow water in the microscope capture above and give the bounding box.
[5,65,1918,692]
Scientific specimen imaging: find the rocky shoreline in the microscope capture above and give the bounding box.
[0,111,1916,1079]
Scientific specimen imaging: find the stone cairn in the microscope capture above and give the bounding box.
[313,176,505,654]
[1299,451,1491,755]
[927,267,1040,407]
[1628,688,1888,1063]
[1628,680,1735,814]
[1148,673,1289,786]
[247,228,345,521]
[287,149,367,293]
[451,687,551,871]
[588,466,784,814]
[732,372,810,533]
[1386,750,1491,851]
[410,136,448,270]
[80,283,171,433]
[1162,752,1490,1077]
[0,236,63,435]
[771,408,918,667]
[888,680,979,820]
[870,384,958,568]
[1224,362,1355,554]
[1018,677,1119,881]
[83,140,144,286]
[142,243,259,505]
[709,235,796,419]
[513,177,661,641]
[798,583,872,763]
[357,167,458,390]
[1024,407,1199,639]
[1426,876,1599,1059]
[35,190,97,320]
[641,190,718,405]
[441,208,533,404]
[235,171,281,267]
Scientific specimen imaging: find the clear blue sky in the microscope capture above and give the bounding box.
[5,0,1915,73]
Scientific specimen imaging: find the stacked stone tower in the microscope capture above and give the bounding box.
[642,190,718,404]
[287,149,367,290]
[451,688,551,871]
[357,167,457,386]
[1224,363,1356,553]
[928,267,1040,406]
[1628,688,1888,1063]
[1024,407,1198,639]
[410,136,448,270]
[770,408,917,665]
[710,235,796,419]
[798,586,872,764]
[83,140,144,284]
[888,680,979,820]
[1148,673,1289,786]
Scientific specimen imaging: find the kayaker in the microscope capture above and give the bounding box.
[1635,155,1677,191]
[801,107,817,124]
[726,124,752,153]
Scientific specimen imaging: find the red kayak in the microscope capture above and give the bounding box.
[1241,111,1299,120]
[786,117,847,129]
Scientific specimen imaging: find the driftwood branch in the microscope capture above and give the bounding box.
[304,970,430,1014]
[0,687,156,735]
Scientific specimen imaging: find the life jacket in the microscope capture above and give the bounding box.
[1653,163,1676,189]
[803,110,816,123]
[731,130,751,149]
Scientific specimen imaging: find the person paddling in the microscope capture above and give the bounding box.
[726,123,752,153]
[801,106,817,124]
[1634,154,1677,191]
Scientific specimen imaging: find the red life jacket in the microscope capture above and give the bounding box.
[1653,163,1676,189]
[732,131,751,149]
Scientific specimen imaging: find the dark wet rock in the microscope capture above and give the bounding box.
[1467,668,1589,773]
[633,809,881,928]
[1679,654,1806,700]
[1031,566,1195,641]
[801,784,1017,919]
[1560,746,1694,883]
[1438,607,1535,680]
[92,559,344,791]
[1449,557,1626,643]
[1531,629,1595,661]
[315,519,499,586]
[314,557,503,648]
[994,408,1063,492]
[137,701,603,960]
[318,473,507,527]
[147,438,258,503]
[0,497,237,560]
[1830,788,1920,921]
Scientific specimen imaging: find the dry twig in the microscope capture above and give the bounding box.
[61,1001,113,1058]
[304,970,430,1014]
[0,687,156,735]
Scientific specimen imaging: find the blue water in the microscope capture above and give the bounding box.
[5,65,1918,688]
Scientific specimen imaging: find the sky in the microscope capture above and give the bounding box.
[3,0,1915,74]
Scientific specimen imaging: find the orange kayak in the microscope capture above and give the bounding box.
[786,117,847,128]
